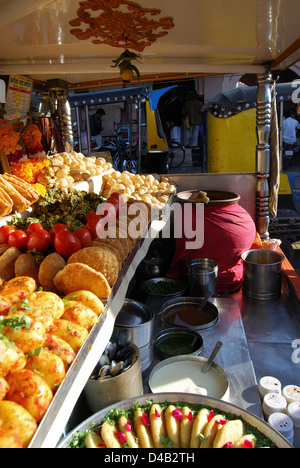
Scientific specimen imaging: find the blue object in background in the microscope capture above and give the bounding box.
[287,173,300,213]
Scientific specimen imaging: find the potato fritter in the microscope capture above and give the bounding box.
[53,263,111,299]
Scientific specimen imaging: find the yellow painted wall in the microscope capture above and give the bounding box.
[207,110,291,194]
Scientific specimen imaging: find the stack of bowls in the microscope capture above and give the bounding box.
[111,299,154,372]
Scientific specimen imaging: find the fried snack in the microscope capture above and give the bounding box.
[0,296,11,316]
[190,408,210,448]
[101,421,122,448]
[86,241,122,271]
[63,290,104,317]
[7,301,54,332]
[0,400,37,448]
[44,334,76,371]
[95,238,127,264]
[200,414,225,448]
[0,377,9,401]
[62,300,99,331]
[0,275,36,304]
[38,252,66,293]
[0,340,26,377]
[134,408,155,448]
[213,420,244,448]
[165,405,180,448]
[25,348,66,392]
[0,187,13,216]
[53,263,111,299]
[14,253,40,285]
[0,428,23,448]
[0,177,30,212]
[5,369,53,423]
[49,319,89,353]
[118,415,140,448]
[0,247,22,281]
[25,291,65,320]
[180,407,194,448]
[0,244,10,256]
[1,173,40,204]
[3,318,47,355]
[67,247,119,287]
[149,404,168,448]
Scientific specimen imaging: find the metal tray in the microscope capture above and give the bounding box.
[58,392,293,448]
[28,205,173,448]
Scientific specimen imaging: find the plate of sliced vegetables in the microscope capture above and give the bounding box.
[59,393,293,449]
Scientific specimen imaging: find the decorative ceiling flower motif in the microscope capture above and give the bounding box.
[69,0,174,52]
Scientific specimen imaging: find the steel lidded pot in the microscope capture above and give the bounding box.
[241,249,285,300]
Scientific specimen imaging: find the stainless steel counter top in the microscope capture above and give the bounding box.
[234,288,300,389]
[143,295,263,418]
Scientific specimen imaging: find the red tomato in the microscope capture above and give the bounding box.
[54,230,81,258]
[85,218,100,239]
[27,229,52,252]
[8,230,28,250]
[26,222,44,237]
[50,223,68,240]
[0,225,15,244]
[85,211,101,223]
[73,228,92,247]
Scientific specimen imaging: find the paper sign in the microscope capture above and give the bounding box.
[5,75,33,120]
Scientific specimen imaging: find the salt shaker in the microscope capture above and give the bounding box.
[287,402,300,448]
[259,376,281,400]
[282,385,300,405]
[262,392,287,419]
[268,413,294,446]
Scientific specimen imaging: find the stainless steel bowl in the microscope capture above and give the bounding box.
[153,327,204,359]
[59,393,293,448]
[141,277,187,297]
[160,296,219,331]
[111,299,154,372]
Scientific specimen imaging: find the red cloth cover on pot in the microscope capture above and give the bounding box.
[167,202,256,292]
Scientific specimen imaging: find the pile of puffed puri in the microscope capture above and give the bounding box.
[70,402,275,449]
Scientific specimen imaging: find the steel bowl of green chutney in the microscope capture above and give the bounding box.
[141,277,187,297]
[153,327,203,359]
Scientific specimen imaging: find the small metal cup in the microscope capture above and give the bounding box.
[186,258,218,297]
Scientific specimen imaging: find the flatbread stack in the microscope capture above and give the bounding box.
[0,173,40,216]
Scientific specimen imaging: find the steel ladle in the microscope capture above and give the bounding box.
[202,341,223,374]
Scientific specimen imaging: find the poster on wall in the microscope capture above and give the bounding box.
[5,75,33,120]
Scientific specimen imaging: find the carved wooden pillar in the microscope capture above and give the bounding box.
[256,70,272,239]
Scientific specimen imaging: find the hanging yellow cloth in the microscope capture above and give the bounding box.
[269,85,280,218]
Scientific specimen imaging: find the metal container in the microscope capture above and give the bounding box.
[83,344,143,413]
[160,296,219,331]
[241,249,285,300]
[149,355,229,400]
[111,299,154,372]
[186,258,218,297]
[59,393,294,448]
[141,277,187,298]
[153,327,204,359]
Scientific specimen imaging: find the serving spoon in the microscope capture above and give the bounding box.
[202,341,223,374]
